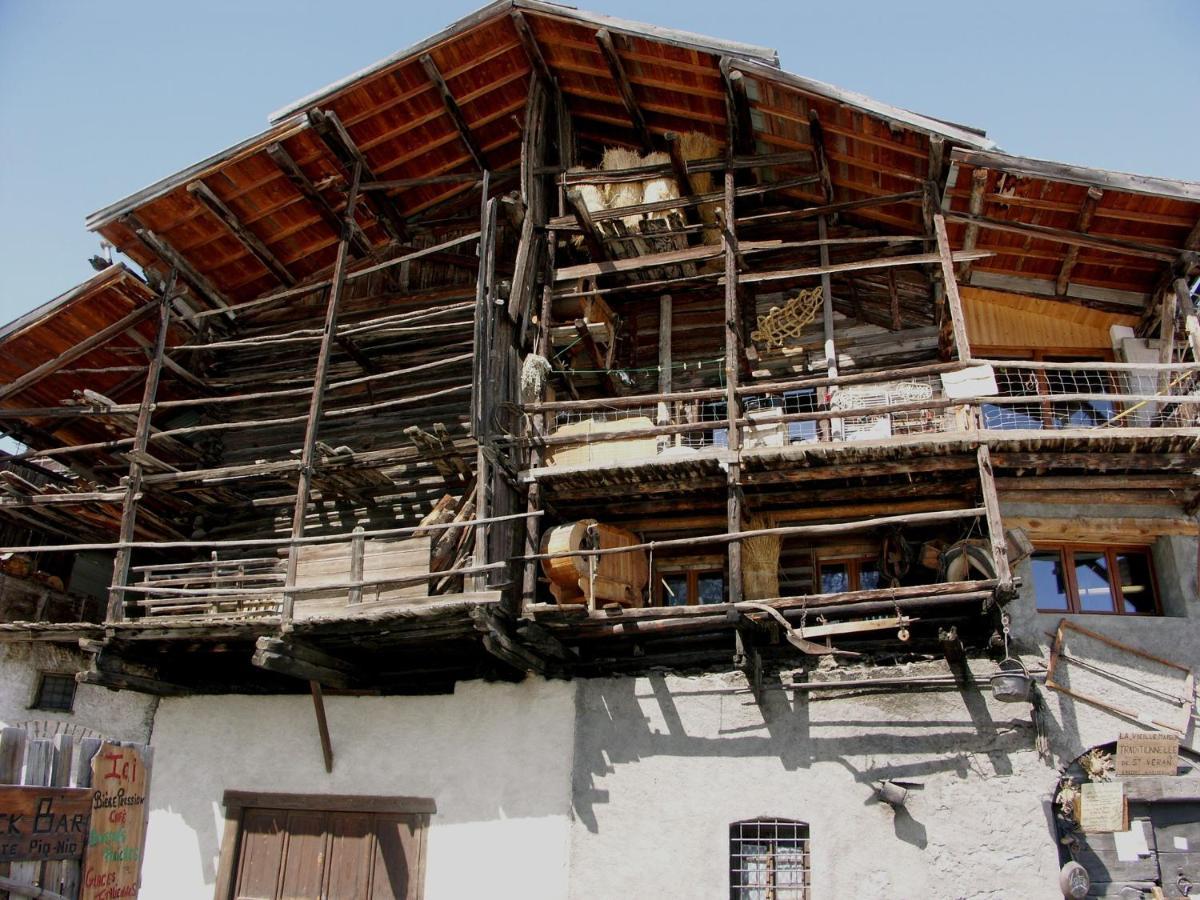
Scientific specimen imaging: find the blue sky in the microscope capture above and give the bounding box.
[1,0,1197,323]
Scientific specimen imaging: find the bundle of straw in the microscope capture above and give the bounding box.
[741,513,781,601]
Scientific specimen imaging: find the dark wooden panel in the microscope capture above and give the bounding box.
[326,811,373,898]
[234,808,287,899]
[370,814,424,900]
[277,810,327,898]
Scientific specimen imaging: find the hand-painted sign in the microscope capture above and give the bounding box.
[1115,731,1180,776]
[80,742,150,900]
[1079,781,1127,833]
[0,785,91,862]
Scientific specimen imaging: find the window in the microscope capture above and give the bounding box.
[818,557,880,593]
[215,792,431,900]
[655,565,726,606]
[730,818,810,899]
[1030,545,1160,615]
[32,672,76,712]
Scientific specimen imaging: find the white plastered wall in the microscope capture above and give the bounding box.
[142,678,576,900]
[0,641,155,743]
[568,670,1062,899]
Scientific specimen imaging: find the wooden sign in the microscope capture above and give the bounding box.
[80,742,151,900]
[1116,732,1180,776]
[1079,781,1127,833]
[0,785,91,862]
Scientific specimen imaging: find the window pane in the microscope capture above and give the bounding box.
[1115,551,1157,614]
[661,573,689,606]
[697,573,725,605]
[820,563,849,593]
[34,673,76,712]
[1073,551,1116,612]
[1030,551,1070,611]
[858,561,881,591]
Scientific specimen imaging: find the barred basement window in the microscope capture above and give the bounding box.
[730,817,810,899]
[32,672,77,712]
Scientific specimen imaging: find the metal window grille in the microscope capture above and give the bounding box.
[730,818,810,900]
[33,672,77,712]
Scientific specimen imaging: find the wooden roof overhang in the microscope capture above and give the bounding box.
[942,149,1200,313]
[0,264,188,453]
[81,1,1003,320]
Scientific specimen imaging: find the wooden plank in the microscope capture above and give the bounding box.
[934,213,972,361]
[419,54,487,171]
[957,166,989,280]
[724,169,743,605]
[310,682,334,773]
[733,249,990,286]
[79,743,150,900]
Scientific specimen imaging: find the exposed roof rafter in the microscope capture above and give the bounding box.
[419,54,489,172]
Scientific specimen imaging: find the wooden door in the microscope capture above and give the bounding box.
[228,806,426,900]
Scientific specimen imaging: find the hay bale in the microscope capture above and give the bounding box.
[678,131,722,244]
[640,152,677,220]
[742,514,780,601]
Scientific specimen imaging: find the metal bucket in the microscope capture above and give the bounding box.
[991,657,1032,703]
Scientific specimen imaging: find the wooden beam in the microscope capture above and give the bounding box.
[281,162,363,622]
[933,213,972,362]
[310,681,334,773]
[976,445,1013,596]
[266,141,373,257]
[1174,277,1200,362]
[664,132,700,228]
[0,301,159,403]
[419,53,488,171]
[720,58,756,158]
[564,189,609,260]
[957,167,988,280]
[657,294,672,429]
[944,210,1181,263]
[887,268,902,331]
[76,668,191,697]
[186,180,296,286]
[807,110,835,207]
[307,108,407,243]
[1054,187,1104,295]
[106,295,171,623]
[121,215,236,321]
[594,28,654,154]
[510,10,556,91]
[724,168,743,605]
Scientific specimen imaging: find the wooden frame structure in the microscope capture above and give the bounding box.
[0,1,1196,700]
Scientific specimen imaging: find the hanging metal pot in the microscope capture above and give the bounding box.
[991,656,1032,703]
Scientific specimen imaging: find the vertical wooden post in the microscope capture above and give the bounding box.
[282,162,362,622]
[976,444,1013,596]
[723,168,743,605]
[1159,281,1179,394]
[1174,277,1200,362]
[107,291,172,623]
[348,526,365,605]
[309,681,334,773]
[657,294,673,450]
[817,215,843,441]
[933,212,972,363]
[470,175,496,593]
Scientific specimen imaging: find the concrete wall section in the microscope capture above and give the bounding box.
[0,641,155,743]
[142,678,577,900]
[568,669,1061,899]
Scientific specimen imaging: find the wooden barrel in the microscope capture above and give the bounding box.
[541,520,648,608]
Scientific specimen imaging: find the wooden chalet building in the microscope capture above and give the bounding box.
[0,3,1197,897]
